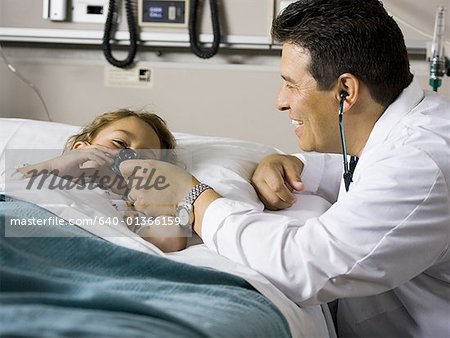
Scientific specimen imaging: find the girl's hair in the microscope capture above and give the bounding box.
[64,109,177,163]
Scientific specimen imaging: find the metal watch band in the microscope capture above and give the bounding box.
[183,183,212,205]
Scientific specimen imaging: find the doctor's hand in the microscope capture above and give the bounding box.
[119,159,196,217]
[251,154,305,210]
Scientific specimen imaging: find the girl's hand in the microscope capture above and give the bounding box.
[48,145,118,177]
[19,145,118,180]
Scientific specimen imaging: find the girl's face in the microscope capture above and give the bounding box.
[75,116,162,159]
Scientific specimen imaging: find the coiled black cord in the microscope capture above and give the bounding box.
[102,0,138,68]
[189,0,221,59]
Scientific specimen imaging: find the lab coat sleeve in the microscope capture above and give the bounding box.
[293,152,342,203]
[202,145,450,305]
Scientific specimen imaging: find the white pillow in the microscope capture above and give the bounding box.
[0,118,278,207]
[0,118,81,181]
[175,133,282,207]
[0,118,330,213]
[0,118,80,151]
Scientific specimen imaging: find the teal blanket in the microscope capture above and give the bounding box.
[0,195,291,338]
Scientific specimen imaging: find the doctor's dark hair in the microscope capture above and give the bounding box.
[64,109,177,163]
[272,0,413,107]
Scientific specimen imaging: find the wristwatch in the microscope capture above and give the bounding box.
[176,183,211,228]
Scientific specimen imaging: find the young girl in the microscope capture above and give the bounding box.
[19,109,188,252]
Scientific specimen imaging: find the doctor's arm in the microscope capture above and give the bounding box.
[120,149,448,305]
[199,147,449,305]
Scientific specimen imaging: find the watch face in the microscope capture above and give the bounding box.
[178,208,190,226]
[176,204,193,228]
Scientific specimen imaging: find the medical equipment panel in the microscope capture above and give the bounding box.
[0,0,275,48]
[139,0,188,27]
[42,0,68,21]
[72,0,109,23]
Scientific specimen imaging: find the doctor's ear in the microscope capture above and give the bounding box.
[336,73,359,105]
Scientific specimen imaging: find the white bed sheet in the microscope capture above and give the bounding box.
[0,117,335,338]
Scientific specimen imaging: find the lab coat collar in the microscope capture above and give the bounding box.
[360,78,424,158]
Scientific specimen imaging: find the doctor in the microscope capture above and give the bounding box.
[121,0,450,336]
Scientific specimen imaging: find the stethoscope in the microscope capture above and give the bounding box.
[338,91,358,192]
[110,148,138,177]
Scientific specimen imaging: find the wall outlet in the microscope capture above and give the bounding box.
[104,66,153,88]
[72,0,109,23]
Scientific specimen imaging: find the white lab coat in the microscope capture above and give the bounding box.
[202,79,450,337]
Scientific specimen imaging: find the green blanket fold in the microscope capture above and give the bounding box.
[0,195,291,338]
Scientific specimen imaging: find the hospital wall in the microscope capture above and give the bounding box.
[1,0,449,153]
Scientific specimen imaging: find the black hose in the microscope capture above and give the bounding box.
[189,0,221,59]
[102,0,138,68]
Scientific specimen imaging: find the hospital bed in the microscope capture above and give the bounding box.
[0,117,336,337]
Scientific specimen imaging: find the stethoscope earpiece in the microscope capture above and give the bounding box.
[340,91,349,101]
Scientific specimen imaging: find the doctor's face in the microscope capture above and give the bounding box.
[277,43,341,153]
